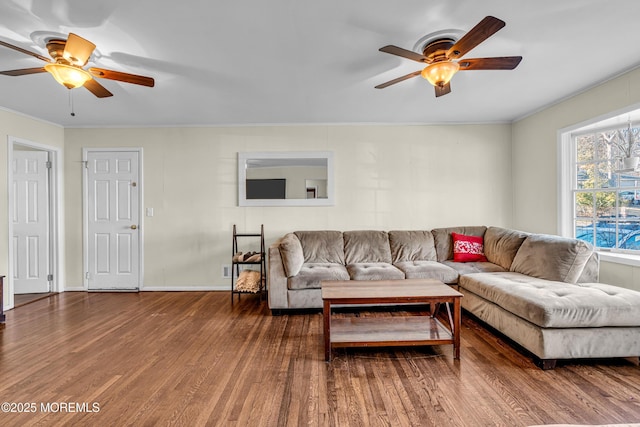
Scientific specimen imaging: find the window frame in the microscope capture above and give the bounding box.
[558,104,640,264]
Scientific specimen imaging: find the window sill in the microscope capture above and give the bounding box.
[597,251,640,267]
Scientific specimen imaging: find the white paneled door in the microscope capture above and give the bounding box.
[13,150,50,294]
[86,150,140,290]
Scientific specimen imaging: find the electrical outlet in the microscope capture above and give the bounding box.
[222,264,232,279]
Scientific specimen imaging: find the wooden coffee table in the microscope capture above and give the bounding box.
[322,279,462,361]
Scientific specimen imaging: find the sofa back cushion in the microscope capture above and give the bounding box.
[483,226,529,270]
[388,230,437,263]
[294,231,345,264]
[431,226,487,262]
[278,233,304,277]
[510,234,594,283]
[344,230,392,264]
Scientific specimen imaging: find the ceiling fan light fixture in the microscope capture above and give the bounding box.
[44,63,92,89]
[421,61,460,87]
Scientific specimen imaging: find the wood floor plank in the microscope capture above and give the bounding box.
[0,292,639,426]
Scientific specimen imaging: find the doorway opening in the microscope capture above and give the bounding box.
[7,137,62,310]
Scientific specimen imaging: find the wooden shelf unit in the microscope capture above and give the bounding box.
[231,224,266,303]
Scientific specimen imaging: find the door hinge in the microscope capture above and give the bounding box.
[85,272,91,280]
[47,274,53,281]
[83,160,88,169]
[46,161,52,169]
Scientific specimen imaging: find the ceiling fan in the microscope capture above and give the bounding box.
[0,33,154,98]
[375,16,522,97]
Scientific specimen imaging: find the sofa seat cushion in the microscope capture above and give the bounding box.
[287,263,350,290]
[460,272,640,328]
[346,263,405,281]
[441,260,507,277]
[394,261,458,283]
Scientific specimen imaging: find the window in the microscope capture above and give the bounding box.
[569,119,640,252]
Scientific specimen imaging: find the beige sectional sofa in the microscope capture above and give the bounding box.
[268,226,640,368]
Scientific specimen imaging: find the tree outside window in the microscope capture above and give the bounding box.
[574,125,640,250]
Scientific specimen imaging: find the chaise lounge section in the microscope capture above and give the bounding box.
[268,226,640,368]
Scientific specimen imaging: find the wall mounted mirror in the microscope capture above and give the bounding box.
[238,151,334,206]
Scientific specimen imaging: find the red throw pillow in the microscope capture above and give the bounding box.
[452,232,488,262]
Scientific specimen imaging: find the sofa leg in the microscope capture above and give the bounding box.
[536,359,557,370]
[271,309,283,316]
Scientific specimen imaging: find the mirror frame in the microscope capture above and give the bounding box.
[238,151,334,207]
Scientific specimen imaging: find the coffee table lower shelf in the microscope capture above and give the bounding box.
[330,316,453,350]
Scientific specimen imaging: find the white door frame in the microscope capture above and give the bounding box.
[82,147,144,290]
[7,136,63,310]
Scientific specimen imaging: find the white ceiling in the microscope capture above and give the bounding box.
[0,0,639,128]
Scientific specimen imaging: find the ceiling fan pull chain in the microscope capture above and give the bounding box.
[69,89,76,117]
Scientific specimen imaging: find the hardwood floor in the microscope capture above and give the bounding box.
[0,292,638,426]
[13,292,55,308]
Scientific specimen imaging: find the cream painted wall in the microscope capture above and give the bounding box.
[4,71,638,299]
[512,67,640,291]
[0,109,64,308]
[65,124,512,290]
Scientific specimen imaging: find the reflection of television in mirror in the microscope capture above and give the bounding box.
[246,179,286,199]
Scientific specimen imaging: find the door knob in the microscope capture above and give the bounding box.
[131,225,138,230]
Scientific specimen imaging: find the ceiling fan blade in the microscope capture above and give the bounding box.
[375,70,422,89]
[458,56,522,70]
[89,67,155,87]
[63,33,96,66]
[0,67,47,76]
[379,45,429,63]
[447,16,506,59]
[435,82,451,97]
[83,78,113,98]
[0,40,51,63]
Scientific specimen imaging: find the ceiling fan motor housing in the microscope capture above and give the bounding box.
[422,38,456,62]
[46,39,71,65]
